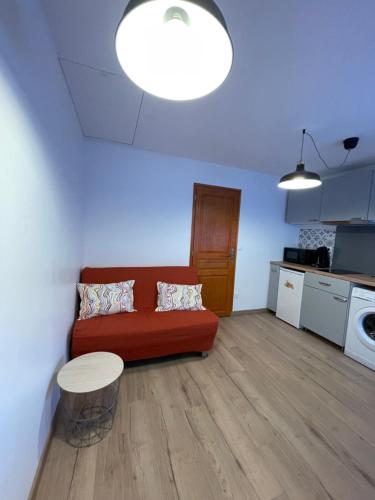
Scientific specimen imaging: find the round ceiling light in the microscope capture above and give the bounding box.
[115,0,233,101]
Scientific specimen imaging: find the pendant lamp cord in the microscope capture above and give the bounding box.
[304,130,351,169]
[300,129,306,163]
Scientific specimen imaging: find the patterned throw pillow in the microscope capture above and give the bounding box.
[77,281,135,320]
[156,282,205,312]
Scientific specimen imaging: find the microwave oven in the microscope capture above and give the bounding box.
[283,247,318,265]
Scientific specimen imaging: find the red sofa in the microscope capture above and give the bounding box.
[71,266,219,361]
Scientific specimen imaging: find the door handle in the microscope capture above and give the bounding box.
[333,296,347,303]
[318,281,331,287]
[229,248,236,263]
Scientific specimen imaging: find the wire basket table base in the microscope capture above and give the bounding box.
[62,377,120,448]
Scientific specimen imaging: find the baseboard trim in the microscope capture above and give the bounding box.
[231,308,268,316]
[28,410,58,500]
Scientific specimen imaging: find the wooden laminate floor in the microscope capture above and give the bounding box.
[33,312,375,500]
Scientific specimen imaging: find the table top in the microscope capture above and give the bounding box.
[271,261,375,288]
[57,352,124,394]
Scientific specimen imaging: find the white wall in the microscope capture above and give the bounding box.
[83,140,298,310]
[0,2,83,499]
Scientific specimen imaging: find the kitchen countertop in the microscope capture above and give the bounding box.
[271,261,375,288]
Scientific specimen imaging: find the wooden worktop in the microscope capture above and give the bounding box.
[271,261,375,288]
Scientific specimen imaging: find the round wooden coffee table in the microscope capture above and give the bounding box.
[57,352,124,447]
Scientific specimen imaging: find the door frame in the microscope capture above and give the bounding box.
[189,183,241,316]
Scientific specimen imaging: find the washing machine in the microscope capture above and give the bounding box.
[345,287,375,371]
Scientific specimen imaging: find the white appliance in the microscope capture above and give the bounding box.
[345,287,375,371]
[276,268,305,328]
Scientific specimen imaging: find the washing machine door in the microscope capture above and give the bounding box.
[355,307,375,351]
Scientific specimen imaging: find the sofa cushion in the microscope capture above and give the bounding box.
[81,267,198,312]
[156,282,205,312]
[77,280,135,319]
[71,309,218,360]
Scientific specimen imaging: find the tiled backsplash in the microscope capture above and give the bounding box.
[298,225,336,263]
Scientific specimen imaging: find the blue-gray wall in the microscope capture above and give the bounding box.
[0,2,83,499]
[83,139,298,310]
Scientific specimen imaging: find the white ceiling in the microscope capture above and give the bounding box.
[42,0,375,175]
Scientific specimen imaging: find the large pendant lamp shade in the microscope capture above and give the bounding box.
[278,162,322,190]
[278,129,322,190]
[115,0,233,101]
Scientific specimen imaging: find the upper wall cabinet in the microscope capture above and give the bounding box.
[368,169,375,221]
[320,169,373,222]
[285,186,322,224]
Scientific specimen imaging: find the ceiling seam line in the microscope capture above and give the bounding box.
[131,91,145,146]
[58,57,86,138]
[59,56,124,78]
[82,133,133,147]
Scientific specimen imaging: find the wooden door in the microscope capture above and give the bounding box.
[190,183,241,317]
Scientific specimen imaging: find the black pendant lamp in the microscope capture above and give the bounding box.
[115,0,233,101]
[278,129,322,190]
